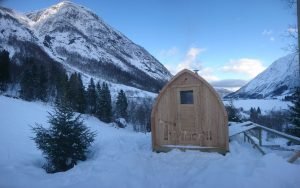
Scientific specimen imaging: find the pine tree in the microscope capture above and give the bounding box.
[96,82,112,123]
[86,78,97,114]
[36,65,48,101]
[257,107,261,115]
[55,70,69,101]
[250,107,258,122]
[95,81,102,117]
[289,88,300,137]
[20,59,49,101]
[76,74,86,113]
[20,59,36,101]
[0,50,10,91]
[32,98,96,173]
[31,63,40,99]
[66,73,86,113]
[66,73,78,107]
[115,89,128,120]
[225,100,241,122]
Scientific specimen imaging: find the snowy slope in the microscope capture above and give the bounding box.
[223,99,291,114]
[0,7,35,42]
[1,96,300,188]
[0,1,172,93]
[214,87,232,98]
[226,54,300,99]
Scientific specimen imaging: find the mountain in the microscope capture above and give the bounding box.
[0,7,57,66]
[226,54,300,99]
[0,1,172,93]
[214,88,232,98]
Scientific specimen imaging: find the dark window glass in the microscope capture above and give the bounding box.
[180,90,194,104]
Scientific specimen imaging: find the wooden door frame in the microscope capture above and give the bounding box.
[175,86,200,145]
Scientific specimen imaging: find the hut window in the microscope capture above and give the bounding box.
[180,90,194,104]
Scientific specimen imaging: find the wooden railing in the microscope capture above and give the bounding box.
[230,121,300,163]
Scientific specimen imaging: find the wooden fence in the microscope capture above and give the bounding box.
[229,121,300,163]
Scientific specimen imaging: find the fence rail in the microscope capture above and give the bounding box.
[229,121,300,163]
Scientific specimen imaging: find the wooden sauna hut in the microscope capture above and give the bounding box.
[151,69,229,154]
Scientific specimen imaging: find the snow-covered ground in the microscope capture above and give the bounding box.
[0,96,299,188]
[223,99,291,113]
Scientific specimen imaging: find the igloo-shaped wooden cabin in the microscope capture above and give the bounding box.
[151,69,228,154]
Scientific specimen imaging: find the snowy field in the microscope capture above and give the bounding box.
[0,96,299,188]
[223,99,291,113]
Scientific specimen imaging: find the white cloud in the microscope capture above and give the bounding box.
[221,58,266,78]
[175,47,206,73]
[162,47,219,82]
[262,29,272,36]
[198,67,219,82]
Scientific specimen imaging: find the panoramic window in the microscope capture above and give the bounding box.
[180,90,194,104]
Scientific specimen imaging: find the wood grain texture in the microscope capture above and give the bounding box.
[151,69,229,153]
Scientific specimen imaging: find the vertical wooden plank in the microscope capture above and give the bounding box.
[258,128,262,146]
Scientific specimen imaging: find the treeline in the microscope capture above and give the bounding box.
[225,96,300,137]
[0,50,132,124]
[64,50,165,93]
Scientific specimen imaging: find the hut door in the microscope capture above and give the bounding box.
[176,87,200,145]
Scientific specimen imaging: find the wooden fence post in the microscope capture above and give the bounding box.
[258,128,262,146]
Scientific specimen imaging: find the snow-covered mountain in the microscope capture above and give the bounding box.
[0,1,172,93]
[226,54,300,99]
[0,7,57,66]
[214,88,232,98]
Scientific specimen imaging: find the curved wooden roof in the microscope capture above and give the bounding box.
[151,69,227,119]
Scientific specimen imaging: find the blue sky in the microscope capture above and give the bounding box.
[1,0,297,89]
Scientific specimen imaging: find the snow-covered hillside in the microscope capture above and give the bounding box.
[223,99,291,114]
[214,87,232,98]
[226,54,300,99]
[0,96,299,188]
[0,1,172,93]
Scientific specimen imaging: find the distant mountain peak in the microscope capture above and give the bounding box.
[225,53,300,99]
[27,0,96,24]
[1,2,172,93]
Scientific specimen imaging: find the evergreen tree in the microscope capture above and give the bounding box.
[97,82,112,123]
[289,88,300,137]
[95,81,102,117]
[225,100,241,122]
[32,98,96,173]
[55,70,69,101]
[86,78,97,114]
[20,59,49,101]
[31,63,40,98]
[96,81,101,94]
[250,107,258,122]
[20,59,36,101]
[257,107,261,115]
[0,50,10,91]
[115,89,128,119]
[66,73,78,107]
[36,65,48,101]
[76,74,86,113]
[66,73,86,113]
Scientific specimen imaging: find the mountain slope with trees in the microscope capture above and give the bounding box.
[0,1,172,93]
